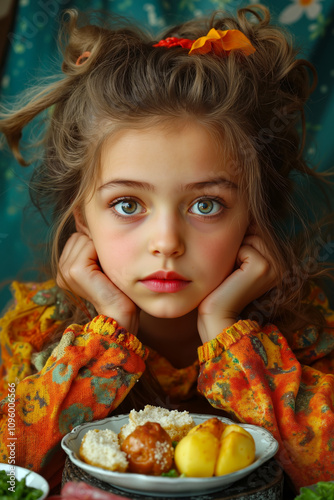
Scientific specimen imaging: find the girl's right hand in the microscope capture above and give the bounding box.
[56,232,139,334]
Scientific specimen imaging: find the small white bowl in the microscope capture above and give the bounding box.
[0,463,49,499]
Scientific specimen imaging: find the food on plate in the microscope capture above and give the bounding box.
[79,409,257,478]
[79,429,128,472]
[118,405,195,444]
[174,422,221,477]
[215,424,256,475]
[120,421,174,475]
[174,418,256,477]
[187,415,227,439]
[79,406,194,474]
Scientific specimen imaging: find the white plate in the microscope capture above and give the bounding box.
[61,413,279,497]
[0,463,49,499]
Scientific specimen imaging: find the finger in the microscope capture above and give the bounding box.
[57,234,96,290]
[236,244,270,274]
[236,244,277,289]
[58,232,90,265]
[60,235,97,279]
[241,235,276,267]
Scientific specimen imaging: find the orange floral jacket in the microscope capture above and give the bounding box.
[0,280,333,491]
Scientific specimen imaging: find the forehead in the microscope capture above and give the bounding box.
[99,120,240,183]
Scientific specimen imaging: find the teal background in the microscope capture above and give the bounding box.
[1,0,334,309]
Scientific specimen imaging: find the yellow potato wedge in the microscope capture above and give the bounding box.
[221,423,254,440]
[174,430,220,477]
[187,417,227,440]
[215,431,256,476]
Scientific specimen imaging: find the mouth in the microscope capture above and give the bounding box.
[139,271,191,293]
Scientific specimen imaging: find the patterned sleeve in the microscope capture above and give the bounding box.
[0,282,148,483]
[197,311,334,490]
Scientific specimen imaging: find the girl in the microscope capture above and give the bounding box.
[0,3,333,494]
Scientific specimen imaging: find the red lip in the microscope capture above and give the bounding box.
[142,271,189,281]
[139,271,191,293]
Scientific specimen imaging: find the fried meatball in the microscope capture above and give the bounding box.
[120,421,174,475]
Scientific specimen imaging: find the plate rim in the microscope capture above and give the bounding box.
[61,412,279,495]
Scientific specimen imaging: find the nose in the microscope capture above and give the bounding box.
[148,211,185,258]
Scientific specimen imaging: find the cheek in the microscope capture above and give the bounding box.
[199,227,245,278]
[203,242,236,275]
[94,231,138,285]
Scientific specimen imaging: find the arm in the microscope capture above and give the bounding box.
[0,232,143,481]
[0,314,148,479]
[57,232,139,334]
[197,236,334,490]
[197,309,334,490]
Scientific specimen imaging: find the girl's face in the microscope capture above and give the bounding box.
[79,121,249,318]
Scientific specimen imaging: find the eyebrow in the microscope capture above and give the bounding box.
[184,178,238,191]
[98,177,238,192]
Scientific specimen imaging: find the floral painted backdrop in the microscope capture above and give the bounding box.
[0,0,334,308]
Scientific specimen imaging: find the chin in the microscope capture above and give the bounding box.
[151,311,190,319]
[139,302,198,319]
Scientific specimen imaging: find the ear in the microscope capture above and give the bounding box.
[73,206,91,237]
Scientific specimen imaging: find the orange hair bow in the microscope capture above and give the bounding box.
[153,29,255,57]
[189,28,255,56]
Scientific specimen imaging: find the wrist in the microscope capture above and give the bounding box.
[94,304,139,336]
[197,315,237,344]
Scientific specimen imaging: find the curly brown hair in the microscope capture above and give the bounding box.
[0,4,333,340]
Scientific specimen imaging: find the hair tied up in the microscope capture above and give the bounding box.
[76,51,91,66]
[154,29,256,57]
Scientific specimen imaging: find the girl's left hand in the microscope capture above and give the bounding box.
[197,235,277,344]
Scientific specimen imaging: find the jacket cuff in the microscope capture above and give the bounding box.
[198,319,261,363]
[83,315,148,360]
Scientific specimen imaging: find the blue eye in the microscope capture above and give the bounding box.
[190,198,223,216]
[110,198,144,216]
